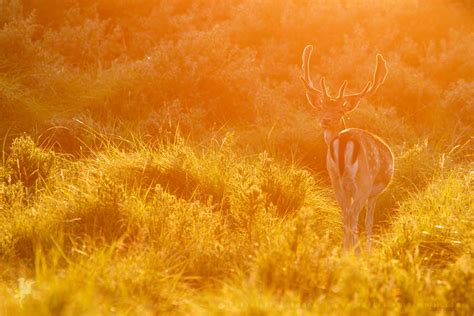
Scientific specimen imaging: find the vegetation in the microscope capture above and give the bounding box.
[0,0,473,314]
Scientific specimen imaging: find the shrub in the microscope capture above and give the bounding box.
[6,136,54,188]
[259,153,314,216]
[384,170,473,267]
[228,165,266,240]
[0,15,42,73]
[392,140,441,192]
[441,79,474,126]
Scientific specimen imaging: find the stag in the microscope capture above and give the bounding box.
[300,45,394,253]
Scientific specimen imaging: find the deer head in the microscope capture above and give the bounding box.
[300,45,388,144]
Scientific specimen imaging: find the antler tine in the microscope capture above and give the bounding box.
[301,45,314,87]
[370,54,388,93]
[362,54,388,96]
[344,54,387,100]
[341,54,388,113]
[360,81,373,95]
[320,78,330,99]
[337,80,348,99]
[300,45,322,93]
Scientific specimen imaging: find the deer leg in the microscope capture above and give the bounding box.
[350,199,364,255]
[365,196,377,252]
[333,187,351,253]
[342,206,351,252]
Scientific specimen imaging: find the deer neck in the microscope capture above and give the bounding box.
[323,117,346,145]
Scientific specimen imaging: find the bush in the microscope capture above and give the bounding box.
[259,152,314,216]
[6,136,54,188]
[441,79,474,126]
[384,170,473,267]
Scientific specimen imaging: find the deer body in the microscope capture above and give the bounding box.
[327,128,393,251]
[300,45,394,253]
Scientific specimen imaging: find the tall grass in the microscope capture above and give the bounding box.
[0,132,472,314]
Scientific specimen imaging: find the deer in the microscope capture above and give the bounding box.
[300,45,394,254]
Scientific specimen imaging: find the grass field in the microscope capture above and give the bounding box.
[0,1,473,315]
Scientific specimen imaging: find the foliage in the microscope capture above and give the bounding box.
[5,136,54,188]
[0,0,472,143]
[0,136,471,314]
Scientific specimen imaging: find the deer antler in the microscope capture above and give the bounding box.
[301,45,321,93]
[300,45,326,107]
[301,45,316,91]
[301,45,387,111]
[342,54,388,112]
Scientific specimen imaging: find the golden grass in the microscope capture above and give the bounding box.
[0,134,472,314]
